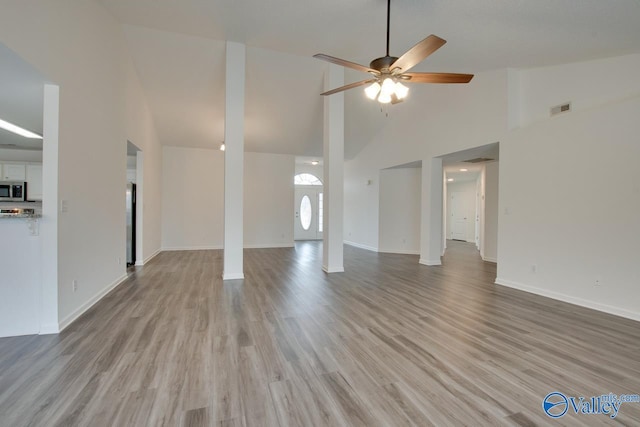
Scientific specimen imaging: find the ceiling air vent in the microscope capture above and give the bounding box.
[550,102,571,117]
[463,158,494,163]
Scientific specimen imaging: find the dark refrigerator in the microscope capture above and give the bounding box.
[126,182,136,266]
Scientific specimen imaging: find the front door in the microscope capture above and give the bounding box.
[294,188,323,240]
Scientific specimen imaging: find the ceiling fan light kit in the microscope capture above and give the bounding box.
[314,0,473,105]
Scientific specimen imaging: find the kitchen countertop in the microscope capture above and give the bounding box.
[0,213,42,219]
[0,202,42,219]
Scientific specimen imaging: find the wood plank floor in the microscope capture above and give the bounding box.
[1,241,639,426]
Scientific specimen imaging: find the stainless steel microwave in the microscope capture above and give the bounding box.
[0,181,26,202]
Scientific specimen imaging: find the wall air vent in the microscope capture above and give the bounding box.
[551,102,571,117]
[463,158,494,163]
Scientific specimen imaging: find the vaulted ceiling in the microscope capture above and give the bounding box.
[4,1,640,158]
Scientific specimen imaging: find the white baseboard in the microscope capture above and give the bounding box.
[419,258,442,266]
[244,243,295,249]
[223,272,245,280]
[162,243,295,251]
[58,274,129,332]
[379,248,420,255]
[482,256,498,263]
[344,240,378,253]
[162,245,223,251]
[495,277,640,322]
[323,265,345,273]
[137,248,161,266]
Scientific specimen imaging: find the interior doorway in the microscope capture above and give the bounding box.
[126,141,141,267]
[439,142,500,264]
[294,173,323,241]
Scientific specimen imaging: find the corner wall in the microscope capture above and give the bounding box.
[0,1,163,330]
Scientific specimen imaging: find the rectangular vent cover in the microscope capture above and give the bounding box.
[551,102,572,116]
[463,158,494,163]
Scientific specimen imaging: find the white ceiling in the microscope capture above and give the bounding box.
[3,1,640,158]
[102,0,640,158]
[0,44,46,151]
[444,163,483,183]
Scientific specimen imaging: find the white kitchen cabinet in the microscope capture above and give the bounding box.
[1,163,26,181]
[26,164,43,201]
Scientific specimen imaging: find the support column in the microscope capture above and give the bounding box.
[40,84,59,333]
[419,157,443,266]
[223,41,245,280]
[322,64,345,273]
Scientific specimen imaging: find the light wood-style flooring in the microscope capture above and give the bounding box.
[1,241,639,426]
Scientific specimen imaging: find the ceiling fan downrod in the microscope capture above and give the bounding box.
[386,0,391,57]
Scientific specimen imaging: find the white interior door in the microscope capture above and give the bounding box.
[295,188,322,240]
[450,192,467,240]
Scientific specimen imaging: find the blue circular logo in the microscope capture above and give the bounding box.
[543,392,568,418]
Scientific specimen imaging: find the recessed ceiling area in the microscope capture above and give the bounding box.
[0,43,47,151]
[444,163,483,183]
[97,0,640,158]
[441,142,498,182]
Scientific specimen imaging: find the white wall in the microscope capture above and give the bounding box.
[0,1,163,331]
[497,95,640,320]
[0,148,43,163]
[378,168,421,254]
[446,180,476,243]
[518,53,640,127]
[162,146,224,250]
[495,53,640,320]
[162,147,295,250]
[483,162,499,262]
[244,152,294,248]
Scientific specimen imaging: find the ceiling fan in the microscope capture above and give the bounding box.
[314,0,473,104]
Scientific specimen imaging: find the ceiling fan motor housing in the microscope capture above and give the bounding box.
[370,56,399,73]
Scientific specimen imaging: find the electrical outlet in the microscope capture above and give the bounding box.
[72,279,78,292]
[531,264,537,274]
[595,279,601,287]
[118,257,121,265]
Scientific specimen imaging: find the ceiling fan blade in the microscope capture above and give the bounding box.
[403,72,474,84]
[320,79,377,96]
[313,54,378,75]
[390,35,446,73]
